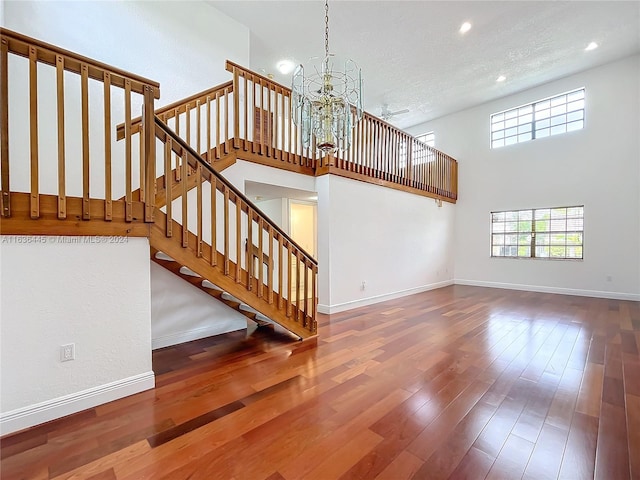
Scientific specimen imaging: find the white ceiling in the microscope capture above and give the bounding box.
[208,1,639,130]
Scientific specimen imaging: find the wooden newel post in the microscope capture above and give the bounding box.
[143,85,156,222]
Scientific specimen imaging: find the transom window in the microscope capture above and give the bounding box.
[491,206,584,259]
[491,88,585,149]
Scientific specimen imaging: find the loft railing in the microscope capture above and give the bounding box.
[152,117,317,337]
[0,28,159,225]
[226,61,457,201]
[327,111,458,200]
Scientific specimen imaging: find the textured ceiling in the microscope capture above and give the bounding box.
[208,1,640,130]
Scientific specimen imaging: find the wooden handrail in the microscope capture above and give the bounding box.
[0,28,159,97]
[154,116,317,266]
[116,81,233,140]
[1,28,159,221]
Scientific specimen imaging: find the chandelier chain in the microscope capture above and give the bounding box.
[324,0,329,57]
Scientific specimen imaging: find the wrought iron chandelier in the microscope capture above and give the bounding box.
[292,0,364,155]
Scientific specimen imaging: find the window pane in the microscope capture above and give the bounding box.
[519,105,533,115]
[518,234,532,245]
[550,219,566,231]
[551,114,566,127]
[493,130,505,140]
[535,119,550,129]
[519,210,533,221]
[567,120,583,132]
[505,109,518,119]
[535,109,550,120]
[567,206,583,217]
[567,110,584,122]
[492,234,505,245]
[551,104,567,116]
[492,139,504,148]
[505,234,518,245]
[550,124,566,136]
[535,100,550,111]
[550,246,566,258]
[492,121,505,132]
[567,218,583,230]
[551,94,566,106]
[518,124,532,134]
[567,99,585,112]
[519,114,533,125]
[492,113,504,122]
[567,90,584,102]
[518,133,532,143]
[518,246,531,257]
[535,220,549,232]
[505,118,518,128]
[505,136,518,146]
[566,232,583,245]
[551,233,566,244]
[537,128,550,138]
[492,212,505,222]
[537,233,550,245]
[506,211,519,221]
[536,209,551,220]
[567,246,583,259]
[492,246,502,256]
[536,246,550,257]
[551,208,567,219]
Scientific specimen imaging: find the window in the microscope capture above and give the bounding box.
[491,206,584,259]
[491,88,585,148]
[416,131,435,147]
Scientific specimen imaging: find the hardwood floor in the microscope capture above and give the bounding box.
[2,285,639,479]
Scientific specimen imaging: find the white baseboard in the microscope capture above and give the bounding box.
[0,371,155,436]
[318,280,454,314]
[454,279,640,301]
[152,323,245,349]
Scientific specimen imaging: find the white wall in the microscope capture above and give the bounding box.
[317,175,455,313]
[150,263,246,349]
[408,55,640,300]
[3,1,249,105]
[0,237,153,435]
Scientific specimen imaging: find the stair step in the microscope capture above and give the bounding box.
[179,266,201,278]
[221,292,242,304]
[155,251,175,262]
[202,280,223,292]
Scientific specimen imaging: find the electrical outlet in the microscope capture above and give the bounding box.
[606,275,612,282]
[60,343,75,362]
[361,281,366,290]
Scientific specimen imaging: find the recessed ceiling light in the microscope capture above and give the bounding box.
[459,22,472,34]
[585,42,598,51]
[276,59,295,74]
[496,75,506,82]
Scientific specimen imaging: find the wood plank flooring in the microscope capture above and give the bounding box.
[1,285,639,479]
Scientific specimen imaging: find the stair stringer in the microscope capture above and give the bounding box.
[149,209,317,340]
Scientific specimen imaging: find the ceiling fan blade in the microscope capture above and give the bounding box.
[389,108,409,116]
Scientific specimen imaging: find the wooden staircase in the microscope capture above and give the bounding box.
[0,28,460,344]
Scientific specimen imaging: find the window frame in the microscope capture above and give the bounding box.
[490,205,584,260]
[490,88,585,149]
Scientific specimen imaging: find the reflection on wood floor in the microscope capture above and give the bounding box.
[1,285,639,479]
